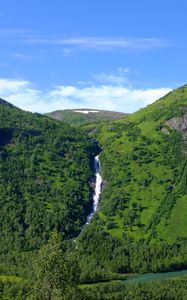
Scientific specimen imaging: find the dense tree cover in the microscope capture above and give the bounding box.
[1,83,187,299]
[78,85,187,281]
[0,99,99,277]
[84,275,187,300]
[30,232,82,300]
[0,232,84,299]
[78,224,187,282]
[1,274,187,299]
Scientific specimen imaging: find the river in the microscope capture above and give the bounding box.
[125,269,187,284]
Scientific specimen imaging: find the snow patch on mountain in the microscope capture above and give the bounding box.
[73,110,99,114]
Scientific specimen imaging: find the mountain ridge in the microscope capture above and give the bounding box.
[46,108,128,126]
[0,97,15,108]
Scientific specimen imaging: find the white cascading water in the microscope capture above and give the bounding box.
[86,155,102,224]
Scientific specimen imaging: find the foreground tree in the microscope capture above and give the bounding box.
[30,232,82,300]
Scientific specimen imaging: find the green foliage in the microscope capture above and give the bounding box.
[0,100,99,277]
[78,85,187,281]
[30,232,81,300]
[84,275,187,300]
[2,83,187,298]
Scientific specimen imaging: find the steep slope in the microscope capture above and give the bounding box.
[46,108,127,126]
[0,98,14,108]
[78,85,187,281]
[0,98,99,276]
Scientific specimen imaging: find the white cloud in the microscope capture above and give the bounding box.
[0,78,172,113]
[93,72,129,85]
[26,36,171,52]
[92,68,131,85]
[0,78,29,93]
[0,28,31,38]
[11,53,34,61]
[118,67,131,74]
[62,48,73,56]
[0,29,171,52]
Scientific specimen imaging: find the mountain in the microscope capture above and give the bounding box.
[2,84,187,297]
[46,108,127,126]
[0,97,15,108]
[0,98,99,277]
[77,85,187,281]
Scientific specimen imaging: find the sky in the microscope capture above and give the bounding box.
[0,0,187,113]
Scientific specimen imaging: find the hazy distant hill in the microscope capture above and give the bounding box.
[46,108,127,126]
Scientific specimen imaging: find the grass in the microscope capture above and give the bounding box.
[78,84,187,280]
[0,274,21,283]
[90,85,187,244]
[165,195,187,242]
[138,120,161,140]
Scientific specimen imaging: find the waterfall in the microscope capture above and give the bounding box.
[86,155,102,224]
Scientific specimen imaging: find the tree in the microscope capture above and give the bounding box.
[30,232,81,300]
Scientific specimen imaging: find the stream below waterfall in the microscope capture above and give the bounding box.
[86,155,102,224]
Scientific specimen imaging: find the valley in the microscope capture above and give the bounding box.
[1,85,187,299]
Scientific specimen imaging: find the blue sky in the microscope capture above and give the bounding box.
[0,0,186,113]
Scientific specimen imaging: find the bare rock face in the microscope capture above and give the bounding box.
[166,113,187,131]
[165,112,187,140]
[161,127,170,135]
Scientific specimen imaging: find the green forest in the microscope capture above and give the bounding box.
[78,85,187,283]
[1,85,187,299]
[0,99,99,278]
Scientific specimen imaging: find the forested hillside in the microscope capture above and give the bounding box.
[78,85,187,281]
[0,98,99,277]
[1,85,187,298]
